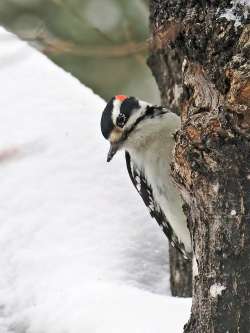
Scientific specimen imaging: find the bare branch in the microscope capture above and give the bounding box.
[21,32,148,58]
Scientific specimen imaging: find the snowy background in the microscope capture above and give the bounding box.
[0,27,191,333]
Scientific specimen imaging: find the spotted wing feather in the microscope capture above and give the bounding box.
[125,151,188,258]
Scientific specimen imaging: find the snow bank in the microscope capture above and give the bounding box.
[0,27,191,332]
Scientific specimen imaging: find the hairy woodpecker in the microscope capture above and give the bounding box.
[100,95,192,258]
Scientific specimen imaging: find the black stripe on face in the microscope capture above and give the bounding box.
[116,97,140,128]
[123,105,167,140]
[101,97,115,140]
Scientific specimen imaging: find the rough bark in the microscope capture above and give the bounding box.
[149,1,250,332]
[168,244,192,297]
[148,5,192,298]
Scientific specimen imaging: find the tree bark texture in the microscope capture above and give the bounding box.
[149,1,250,332]
[148,5,193,298]
[168,244,192,297]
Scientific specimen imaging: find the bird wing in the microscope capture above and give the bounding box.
[125,151,189,259]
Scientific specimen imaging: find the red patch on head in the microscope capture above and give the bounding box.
[115,95,127,102]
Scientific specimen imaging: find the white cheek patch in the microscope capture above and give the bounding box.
[124,101,151,129]
[138,100,152,110]
[112,99,122,126]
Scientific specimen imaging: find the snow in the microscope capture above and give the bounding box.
[230,209,237,216]
[192,257,198,277]
[0,27,191,332]
[237,0,250,6]
[210,284,226,298]
[220,0,249,27]
[213,183,219,193]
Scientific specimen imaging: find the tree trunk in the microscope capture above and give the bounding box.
[147,4,193,298]
[168,244,192,297]
[149,1,250,331]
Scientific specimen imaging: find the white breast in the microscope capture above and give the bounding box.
[126,112,192,252]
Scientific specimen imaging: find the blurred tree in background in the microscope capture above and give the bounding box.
[0,0,159,103]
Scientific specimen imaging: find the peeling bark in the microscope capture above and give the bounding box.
[149,0,250,331]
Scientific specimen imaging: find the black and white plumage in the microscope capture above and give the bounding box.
[100,95,192,258]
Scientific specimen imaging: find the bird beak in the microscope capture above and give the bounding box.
[107,143,120,162]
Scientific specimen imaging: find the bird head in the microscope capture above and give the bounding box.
[101,95,150,162]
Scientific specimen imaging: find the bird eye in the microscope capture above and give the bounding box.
[116,113,127,128]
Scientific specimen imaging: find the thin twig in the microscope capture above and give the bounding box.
[21,31,149,58]
[44,39,148,58]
